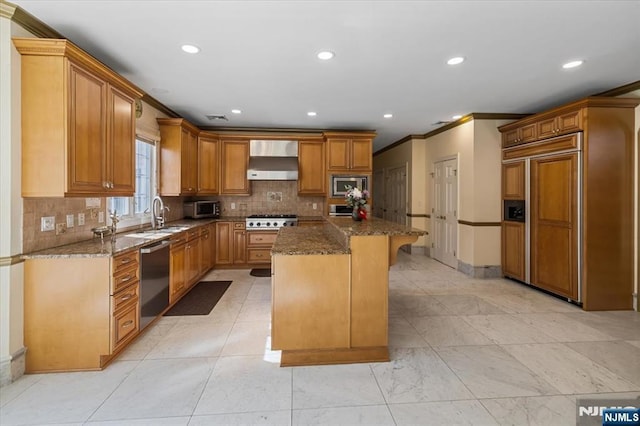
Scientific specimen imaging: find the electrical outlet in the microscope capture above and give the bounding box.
[98,211,105,223]
[312,203,317,210]
[40,216,55,232]
[231,202,236,210]
[55,223,67,235]
[78,213,85,226]
[66,214,74,228]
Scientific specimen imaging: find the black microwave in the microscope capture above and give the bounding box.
[183,201,220,219]
[331,175,368,197]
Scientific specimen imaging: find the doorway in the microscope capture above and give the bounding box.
[432,157,458,268]
[372,169,384,218]
[385,165,407,226]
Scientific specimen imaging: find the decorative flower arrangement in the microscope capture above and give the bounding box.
[345,185,369,221]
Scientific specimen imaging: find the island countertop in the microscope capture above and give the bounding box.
[271,225,348,255]
[325,216,427,237]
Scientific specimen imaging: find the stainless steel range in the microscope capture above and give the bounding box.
[246,214,298,230]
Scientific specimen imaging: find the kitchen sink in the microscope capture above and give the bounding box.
[123,226,190,239]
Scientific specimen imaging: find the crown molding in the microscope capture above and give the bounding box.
[0,1,16,19]
[2,0,64,38]
[594,80,640,97]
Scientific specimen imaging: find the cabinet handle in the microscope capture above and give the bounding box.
[120,293,133,301]
[120,274,133,283]
[109,181,114,189]
[256,254,263,257]
[119,257,133,265]
[255,238,263,241]
[122,320,134,328]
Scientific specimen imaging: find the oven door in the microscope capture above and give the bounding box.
[329,204,353,216]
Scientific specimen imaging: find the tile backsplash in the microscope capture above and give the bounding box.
[23,181,324,253]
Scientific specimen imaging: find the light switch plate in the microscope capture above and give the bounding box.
[312,203,317,210]
[66,214,74,228]
[78,213,85,226]
[231,202,236,210]
[41,216,55,232]
[98,211,104,223]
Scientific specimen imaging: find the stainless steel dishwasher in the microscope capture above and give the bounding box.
[140,239,171,329]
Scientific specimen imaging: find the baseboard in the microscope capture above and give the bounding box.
[0,347,26,387]
[456,260,502,278]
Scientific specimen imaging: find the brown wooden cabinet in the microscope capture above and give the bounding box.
[215,222,233,265]
[298,139,326,195]
[324,132,375,172]
[158,118,199,196]
[185,236,201,287]
[501,222,525,281]
[502,161,525,200]
[169,239,187,304]
[233,225,247,265]
[198,134,219,195]
[247,231,278,264]
[502,123,537,147]
[200,224,215,274]
[499,97,639,310]
[500,107,582,148]
[220,139,250,195]
[15,38,142,197]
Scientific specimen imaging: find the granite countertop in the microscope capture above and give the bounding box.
[22,218,220,259]
[326,216,428,237]
[271,226,348,255]
[297,216,325,222]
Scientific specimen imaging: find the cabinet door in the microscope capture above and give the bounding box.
[502,161,525,200]
[530,153,578,300]
[68,64,107,194]
[220,140,250,195]
[502,129,519,147]
[327,139,350,170]
[537,117,558,139]
[558,110,581,133]
[519,124,537,143]
[200,229,212,274]
[502,222,525,281]
[180,130,198,194]
[108,86,135,195]
[198,135,219,194]
[185,237,201,286]
[169,243,186,304]
[233,229,247,264]
[298,140,326,195]
[215,222,233,265]
[350,139,372,171]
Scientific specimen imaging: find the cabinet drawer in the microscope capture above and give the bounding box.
[113,251,139,274]
[186,229,200,241]
[234,222,246,230]
[248,249,272,263]
[112,282,139,311]
[113,264,139,293]
[248,232,277,246]
[112,302,139,350]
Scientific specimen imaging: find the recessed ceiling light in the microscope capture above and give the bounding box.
[447,56,465,65]
[231,109,242,114]
[317,51,335,60]
[452,114,462,120]
[181,44,200,54]
[307,111,317,116]
[562,60,584,69]
[383,113,393,119]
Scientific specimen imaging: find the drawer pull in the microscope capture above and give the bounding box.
[122,320,134,328]
[119,258,133,265]
[120,275,133,283]
[256,254,263,257]
[120,293,133,301]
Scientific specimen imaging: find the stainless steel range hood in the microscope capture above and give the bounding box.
[247,140,298,180]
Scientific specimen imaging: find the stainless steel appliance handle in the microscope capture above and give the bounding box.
[140,239,171,253]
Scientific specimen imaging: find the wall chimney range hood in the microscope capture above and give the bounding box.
[247,140,298,181]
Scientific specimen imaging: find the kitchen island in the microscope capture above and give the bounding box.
[270,217,426,367]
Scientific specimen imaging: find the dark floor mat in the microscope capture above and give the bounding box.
[164,281,231,316]
[250,268,271,277]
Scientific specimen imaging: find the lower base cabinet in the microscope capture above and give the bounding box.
[501,221,525,281]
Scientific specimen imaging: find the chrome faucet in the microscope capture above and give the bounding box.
[151,195,168,229]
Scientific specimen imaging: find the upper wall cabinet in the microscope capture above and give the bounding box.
[220,139,250,195]
[197,133,219,195]
[324,132,375,172]
[157,118,199,196]
[298,139,326,196]
[14,38,144,197]
[499,107,582,148]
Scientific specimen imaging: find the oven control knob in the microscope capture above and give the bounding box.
[266,222,271,227]
[249,222,254,227]
[256,222,261,227]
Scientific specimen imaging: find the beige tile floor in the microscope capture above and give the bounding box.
[1,252,639,425]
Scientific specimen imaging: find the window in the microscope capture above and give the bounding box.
[108,138,157,228]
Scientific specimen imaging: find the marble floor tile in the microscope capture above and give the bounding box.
[205,299,244,323]
[628,340,640,350]
[190,410,291,426]
[479,395,576,426]
[0,360,137,425]
[0,372,42,408]
[246,282,272,301]
[389,278,425,294]
[563,311,640,340]
[145,319,233,359]
[219,281,254,302]
[118,319,179,361]
[371,347,474,403]
[514,312,617,342]
[236,299,272,322]
[502,343,640,394]
[477,292,579,314]
[408,315,494,347]
[89,358,217,421]
[435,345,559,398]
[389,400,499,426]
[194,355,292,415]
[292,364,385,409]
[87,416,191,425]
[292,405,395,425]
[461,314,557,344]
[221,320,274,356]
[564,341,640,387]
[388,317,430,348]
[389,293,453,317]
[432,294,506,315]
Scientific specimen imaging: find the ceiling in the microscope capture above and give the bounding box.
[10,0,640,152]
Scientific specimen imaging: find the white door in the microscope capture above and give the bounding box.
[432,158,458,268]
[372,169,384,218]
[385,165,407,225]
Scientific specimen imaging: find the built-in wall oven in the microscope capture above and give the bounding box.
[330,175,368,197]
[329,204,353,216]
